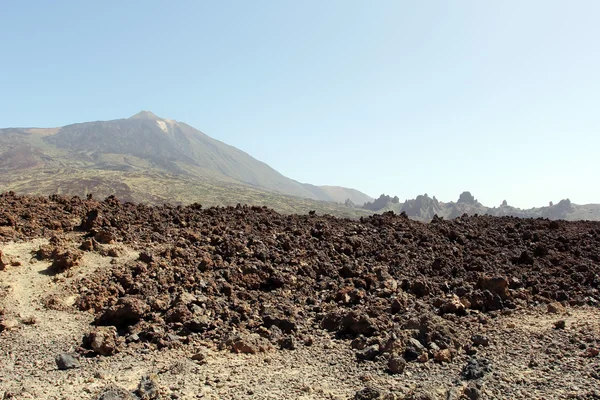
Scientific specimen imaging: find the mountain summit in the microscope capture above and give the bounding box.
[0,113,373,211]
[128,110,163,120]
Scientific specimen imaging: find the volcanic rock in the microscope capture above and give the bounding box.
[55,353,80,370]
[96,297,149,328]
[84,326,121,356]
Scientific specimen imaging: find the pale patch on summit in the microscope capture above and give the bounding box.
[155,120,169,133]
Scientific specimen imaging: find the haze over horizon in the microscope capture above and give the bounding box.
[1,1,599,209]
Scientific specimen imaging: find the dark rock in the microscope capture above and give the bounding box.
[55,353,80,370]
[263,313,297,333]
[390,298,404,314]
[340,311,377,336]
[405,338,426,361]
[554,320,566,329]
[356,345,380,361]
[191,350,207,363]
[185,316,212,333]
[461,357,492,380]
[388,355,406,374]
[354,387,383,400]
[278,336,297,350]
[471,334,489,347]
[321,312,342,331]
[138,252,154,263]
[410,280,431,297]
[95,386,136,400]
[136,375,159,400]
[351,336,368,350]
[514,251,534,266]
[165,305,193,324]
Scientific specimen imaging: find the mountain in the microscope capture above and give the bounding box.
[0,111,372,214]
[362,191,600,221]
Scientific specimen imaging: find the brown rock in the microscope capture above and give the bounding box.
[547,302,566,314]
[51,248,83,272]
[95,230,116,244]
[165,305,193,324]
[96,297,149,328]
[80,238,96,251]
[340,311,378,336]
[477,276,510,299]
[0,250,7,270]
[221,334,272,354]
[439,295,466,315]
[433,348,452,363]
[84,326,121,356]
[582,348,599,358]
[0,318,19,331]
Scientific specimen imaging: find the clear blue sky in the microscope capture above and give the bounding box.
[1,1,599,208]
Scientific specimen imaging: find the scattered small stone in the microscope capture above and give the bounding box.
[528,357,539,368]
[405,390,436,400]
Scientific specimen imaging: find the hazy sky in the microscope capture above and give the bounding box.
[1,1,599,208]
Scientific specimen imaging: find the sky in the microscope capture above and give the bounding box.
[1,1,599,208]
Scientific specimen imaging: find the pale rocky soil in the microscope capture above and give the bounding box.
[1,236,599,399]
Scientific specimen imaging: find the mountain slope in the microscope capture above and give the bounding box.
[0,111,371,212]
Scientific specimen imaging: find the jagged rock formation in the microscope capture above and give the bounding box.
[361,192,600,222]
[362,194,399,211]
